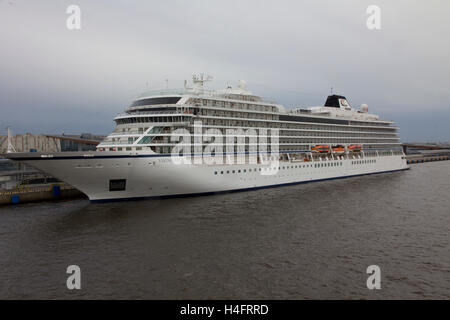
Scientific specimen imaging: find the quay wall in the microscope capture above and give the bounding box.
[0,184,86,205]
[406,155,450,164]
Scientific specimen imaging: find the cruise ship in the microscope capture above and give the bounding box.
[5,75,408,202]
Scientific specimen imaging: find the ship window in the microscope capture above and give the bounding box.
[109,179,126,191]
[130,97,181,107]
[214,171,217,175]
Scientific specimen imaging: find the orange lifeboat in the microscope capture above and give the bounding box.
[332,145,346,154]
[348,144,362,152]
[311,145,331,153]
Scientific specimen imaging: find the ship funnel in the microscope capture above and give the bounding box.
[324,95,351,109]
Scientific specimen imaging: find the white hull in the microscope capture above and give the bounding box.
[7,152,409,202]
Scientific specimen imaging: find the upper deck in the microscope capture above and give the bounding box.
[123,86,394,127]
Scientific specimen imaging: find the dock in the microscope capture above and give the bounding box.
[0,183,86,205]
[405,154,450,164]
[403,145,450,165]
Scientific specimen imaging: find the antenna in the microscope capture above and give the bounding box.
[330,86,333,95]
[165,79,169,89]
[192,73,213,88]
[6,127,16,153]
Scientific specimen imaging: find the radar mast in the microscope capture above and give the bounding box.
[192,73,213,89]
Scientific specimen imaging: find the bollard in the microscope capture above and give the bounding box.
[52,185,61,196]
[11,194,20,204]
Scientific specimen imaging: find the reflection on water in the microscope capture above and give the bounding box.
[0,161,449,299]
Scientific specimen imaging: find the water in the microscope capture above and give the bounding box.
[0,161,449,299]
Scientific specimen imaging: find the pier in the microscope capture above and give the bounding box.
[0,133,102,205]
[405,154,450,164]
[402,143,450,165]
[0,183,85,205]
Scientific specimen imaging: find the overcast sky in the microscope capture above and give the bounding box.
[1,0,449,141]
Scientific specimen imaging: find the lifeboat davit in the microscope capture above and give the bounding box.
[348,144,362,152]
[332,145,346,154]
[311,145,331,153]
